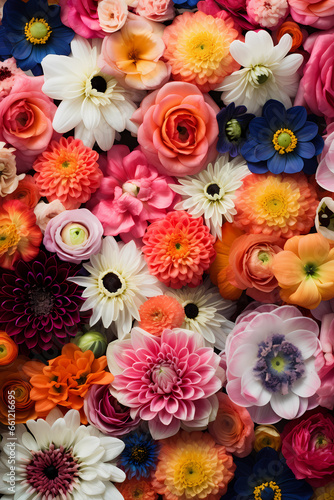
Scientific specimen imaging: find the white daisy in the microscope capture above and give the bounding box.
[170,153,249,240]
[69,236,162,339]
[0,408,125,500]
[215,30,303,115]
[41,36,141,151]
[165,278,236,350]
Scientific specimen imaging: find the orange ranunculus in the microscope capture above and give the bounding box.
[208,392,255,458]
[226,233,284,302]
[6,175,40,209]
[209,223,244,300]
[0,357,38,424]
[23,343,114,423]
[276,21,304,52]
[0,331,18,366]
[272,233,334,309]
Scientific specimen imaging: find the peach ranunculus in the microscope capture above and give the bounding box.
[0,76,58,171]
[208,392,255,458]
[134,0,175,22]
[97,0,128,33]
[226,233,284,302]
[5,175,40,209]
[100,15,170,90]
[131,82,219,177]
[272,233,334,309]
[287,0,334,29]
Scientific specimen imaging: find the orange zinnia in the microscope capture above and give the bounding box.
[23,343,114,423]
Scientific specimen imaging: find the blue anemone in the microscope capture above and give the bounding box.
[217,102,255,158]
[118,432,160,480]
[0,0,74,75]
[241,100,324,174]
[172,0,199,8]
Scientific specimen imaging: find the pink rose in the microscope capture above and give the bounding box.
[97,0,128,33]
[58,0,104,38]
[281,411,334,487]
[288,0,334,29]
[316,122,334,191]
[135,0,175,22]
[198,0,255,30]
[43,209,103,264]
[0,76,57,170]
[295,30,334,124]
[314,313,334,410]
[131,82,219,177]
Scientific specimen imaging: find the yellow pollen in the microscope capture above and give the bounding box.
[272,128,298,154]
[254,481,282,500]
[177,460,206,488]
[0,224,20,252]
[25,18,52,45]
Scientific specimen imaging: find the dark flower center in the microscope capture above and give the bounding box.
[0,67,12,81]
[184,303,199,319]
[206,183,220,197]
[91,76,107,93]
[28,287,54,316]
[130,446,149,464]
[102,272,122,293]
[44,465,58,480]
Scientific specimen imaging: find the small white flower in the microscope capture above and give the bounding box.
[69,236,162,338]
[165,278,236,350]
[41,36,142,151]
[215,30,303,115]
[0,408,125,500]
[170,153,249,240]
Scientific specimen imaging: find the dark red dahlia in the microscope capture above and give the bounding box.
[0,252,87,351]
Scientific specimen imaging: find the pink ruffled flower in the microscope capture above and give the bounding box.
[43,209,103,264]
[295,30,334,124]
[314,313,334,410]
[97,0,128,33]
[84,384,141,437]
[316,122,334,191]
[198,0,255,30]
[107,328,225,439]
[246,0,289,28]
[287,0,334,29]
[131,82,219,177]
[87,145,177,243]
[225,304,322,424]
[134,0,175,22]
[58,0,104,38]
[0,58,25,101]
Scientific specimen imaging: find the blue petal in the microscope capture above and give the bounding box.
[249,117,272,142]
[247,161,268,174]
[12,38,33,60]
[295,141,316,159]
[267,152,286,174]
[312,133,325,155]
[263,100,287,131]
[302,157,318,175]
[241,139,260,162]
[254,142,275,160]
[284,153,304,173]
[296,121,318,141]
[286,106,307,131]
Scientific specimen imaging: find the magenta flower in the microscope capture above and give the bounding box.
[87,145,178,243]
[107,328,225,439]
[225,304,322,424]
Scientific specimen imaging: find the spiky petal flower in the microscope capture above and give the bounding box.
[107,328,225,439]
[170,153,249,240]
[118,431,160,479]
[152,431,235,500]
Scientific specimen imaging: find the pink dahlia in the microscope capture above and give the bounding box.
[107,328,225,439]
[142,211,216,288]
[87,146,177,243]
[225,304,322,424]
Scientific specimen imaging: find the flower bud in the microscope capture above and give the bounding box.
[73,330,108,357]
[254,424,281,452]
[61,222,89,246]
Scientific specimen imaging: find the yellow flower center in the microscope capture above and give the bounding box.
[254,482,282,500]
[261,194,287,217]
[272,128,298,154]
[0,224,20,253]
[182,27,228,72]
[55,152,79,178]
[178,460,206,487]
[167,233,190,260]
[0,344,7,359]
[25,18,52,45]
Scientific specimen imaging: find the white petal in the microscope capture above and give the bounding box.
[285,330,319,359]
[291,359,321,398]
[270,392,300,420]
[53,99,83,133]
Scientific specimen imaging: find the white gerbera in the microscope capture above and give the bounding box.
[69,236,162,338]
[215,30,303,115]
[41,36,141,151]
[170,153,249,240]
[0,409,125,500]
[165,278,236,350]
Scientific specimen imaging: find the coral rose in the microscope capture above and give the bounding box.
[5,175,40,209]
[281,411,334,487]
[131,82,219,177]
[295,30,334,124]
[0,76,57,171]
[288,0,334,29]
[208,392,255,457]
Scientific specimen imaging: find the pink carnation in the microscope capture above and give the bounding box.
[87,145,177,243]
[246,0,288,28]
[0,58,25,101]
[135,0,175,22]
[142,211,216,289]
[107,327,225,439]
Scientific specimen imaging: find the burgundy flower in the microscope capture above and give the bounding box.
[0,252,87,351]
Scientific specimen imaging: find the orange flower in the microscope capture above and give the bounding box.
[0,357,38,424]
[0,199,42,270]
[276,21,304,52]
[138,295,185,336]
[23,343,114,423]
[272,233,334,309]
[0,331,18,366]
[5,175,40,209]
[117,478,158,500]
[209,223,244,300]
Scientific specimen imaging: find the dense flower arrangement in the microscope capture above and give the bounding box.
[0,0,334,499]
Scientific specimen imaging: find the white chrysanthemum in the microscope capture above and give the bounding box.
[170,153,249,240]
[41,36,141,151]
[215,30,303,115]
[165,278,236,350]
[0,409,125,500]
[69,236,162,338]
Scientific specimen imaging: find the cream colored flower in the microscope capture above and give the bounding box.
[0,142,24,197]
